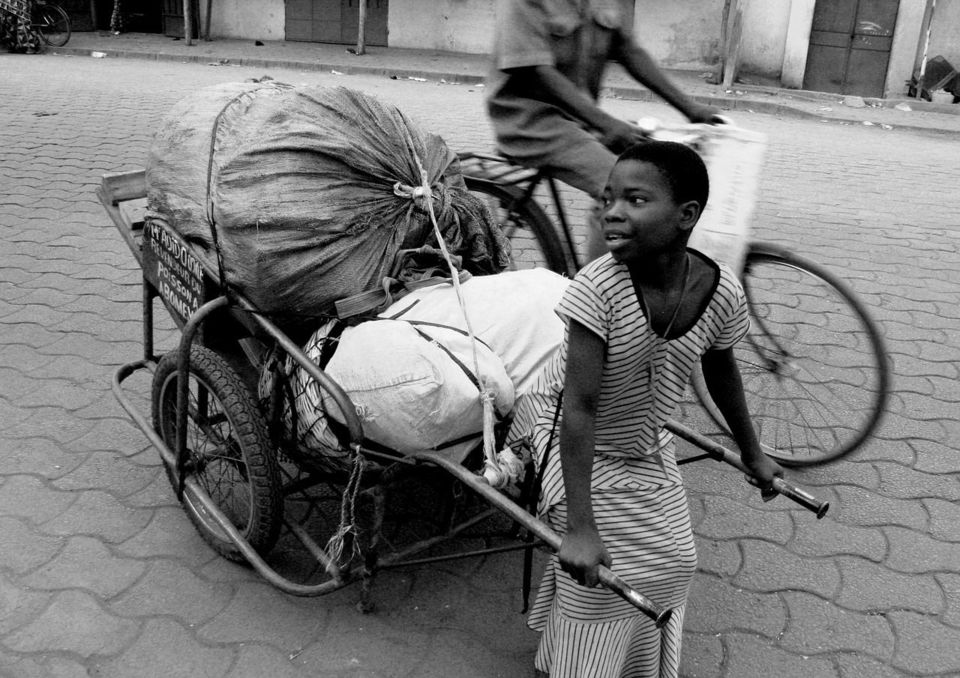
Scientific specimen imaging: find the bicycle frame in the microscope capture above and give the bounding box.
[459,152,582,272]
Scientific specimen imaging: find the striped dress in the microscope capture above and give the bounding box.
[510,249,749,678]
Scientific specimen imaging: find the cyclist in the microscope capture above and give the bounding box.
[486,0,722,262]
[0,0,40,53]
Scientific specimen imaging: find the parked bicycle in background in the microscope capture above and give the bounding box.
[1,0,69,51]
[32,1,71,47]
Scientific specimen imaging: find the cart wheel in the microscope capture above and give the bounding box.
[152,346,282,561]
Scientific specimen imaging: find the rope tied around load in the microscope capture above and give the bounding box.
[406,156,522,493]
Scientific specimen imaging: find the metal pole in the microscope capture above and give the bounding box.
[183,0,193,46]
[204,0,212,40]
[915,0,937,99]
[356,0,366,55]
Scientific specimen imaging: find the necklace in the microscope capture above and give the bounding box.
[638,253,691,340]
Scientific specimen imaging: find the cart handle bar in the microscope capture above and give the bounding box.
[412,449,673,628]
[665,419,829,519]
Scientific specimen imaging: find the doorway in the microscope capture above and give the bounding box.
[803,0,900,97]
[286,0,388,46]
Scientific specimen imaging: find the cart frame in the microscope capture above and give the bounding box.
[98,169,827,624]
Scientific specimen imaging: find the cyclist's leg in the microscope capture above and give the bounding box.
[533,139,617,266]
[495,117,616,268]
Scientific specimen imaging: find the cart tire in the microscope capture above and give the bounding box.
[152,346,282,561]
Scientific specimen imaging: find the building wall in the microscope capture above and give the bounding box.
[632,0,724,69]
[633,0,792,76]
[389,0,496,54]
[739,0,791,76]
[200,0,957,99]
[203,0,285,41]
[887,1,928,97]
[927,0,960,69]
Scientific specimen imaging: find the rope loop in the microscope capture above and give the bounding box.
[392,180,450,217]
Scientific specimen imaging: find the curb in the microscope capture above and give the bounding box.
[50,44,959,135]
[50,45,488,85]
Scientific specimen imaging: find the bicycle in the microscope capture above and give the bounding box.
[30,1,70,48]
[458,141,890,468]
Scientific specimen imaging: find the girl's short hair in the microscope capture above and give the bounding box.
[616,140,709,210]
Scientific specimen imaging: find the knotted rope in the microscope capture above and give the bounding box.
[399,157,521,491]
[324,445,366,571]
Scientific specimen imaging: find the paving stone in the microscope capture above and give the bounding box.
[834,653,907,678]
[835,556,943,614]
[115,505,218,568]
[25,353,111,384]
[109,558,232,626]
[843,438,913,466]
[0,651,90,678]
[197,582,327,650]
[0,516,64,574]
[789,516,887,562]
[691,495,795,544]
[888,610,960,675]
[0,571,54,635]
[121,470,180,509]
[0,474,78,524]
[883,526,960,574]
[935,572,960,628]
[293,612,431,677]
[2,405,94,444]
[684,575,787,638]
[93,617,233,678]
[694,536,742,577]
[830,484,927,530]
[779,591,894,660]
[22,535,147,597]
[52,450,157,496]
[788,460,881,492]
[911,438,960,474]
[733,540,840,598]
[0,434,83,478]
[419,627,534,678]
[196,552,268,587]
[230,644,316,678]
[678,631,722,678]
[922,498,960,542]
[4,589,140,657]
[40,488,152,543]
[721,632,837,678]
[0,344,54,373]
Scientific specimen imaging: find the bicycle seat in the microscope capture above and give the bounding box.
[457,151,540,187]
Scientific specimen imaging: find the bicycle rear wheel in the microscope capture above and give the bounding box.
[692,243,889,466]
[34,3,70,47]
[464,176,570,276]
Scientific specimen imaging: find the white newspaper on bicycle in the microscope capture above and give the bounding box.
[647,121,767,275]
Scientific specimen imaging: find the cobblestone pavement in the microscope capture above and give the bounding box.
[1,50,959,678]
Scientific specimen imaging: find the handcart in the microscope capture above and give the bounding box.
[98,169,828,627]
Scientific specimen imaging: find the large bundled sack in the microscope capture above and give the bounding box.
[146,82,509,319]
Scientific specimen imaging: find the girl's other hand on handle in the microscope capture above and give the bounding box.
[559,526,612,588]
